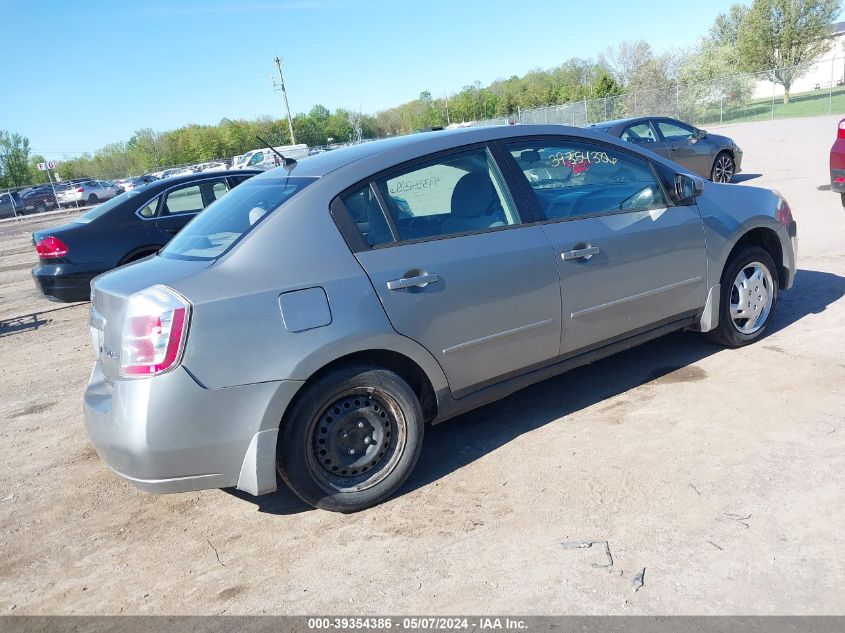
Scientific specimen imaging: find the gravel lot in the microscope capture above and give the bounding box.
[1,116,843,615]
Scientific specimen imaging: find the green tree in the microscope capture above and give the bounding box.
[0,131,32,187]
[738,0,842,103]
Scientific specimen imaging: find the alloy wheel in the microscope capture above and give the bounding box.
[713,155,735,183]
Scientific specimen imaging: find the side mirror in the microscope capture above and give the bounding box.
[675,173,704,201]
[697,129,708,140]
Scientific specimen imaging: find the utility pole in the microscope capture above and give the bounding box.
[272,56,296,145]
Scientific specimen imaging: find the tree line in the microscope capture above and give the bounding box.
[1,0,840,189]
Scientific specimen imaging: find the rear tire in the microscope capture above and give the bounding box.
[706,246,778,347]
[840,192,845,208]
[277,365,424,512]
[36,203,47,214]
[87,194,98,205]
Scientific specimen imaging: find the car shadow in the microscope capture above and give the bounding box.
[0,303,85,338]
[733,173,763,183]
[237,268,844,515]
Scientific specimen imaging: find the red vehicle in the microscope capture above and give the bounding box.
[830,117,845,206]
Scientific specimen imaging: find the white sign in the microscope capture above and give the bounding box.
[36,161,56,171]
[47,160,55,169]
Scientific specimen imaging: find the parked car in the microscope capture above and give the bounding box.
[31,170,260,302]
[83,125,796,512]
[588,116,743,183]
[829,117,845,206]
[19,186,59,214]
[231,144,310,171]
[200,162,228,173]
[56,180,121,207]
[0,191,23,218]
[117,175,158,192]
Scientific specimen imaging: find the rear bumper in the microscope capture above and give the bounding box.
[831,168,845,193]
[31,263,101,302]
[82,363,303,496]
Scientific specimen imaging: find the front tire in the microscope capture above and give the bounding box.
[711,152,735,183]
[277,365,424,512]
[706,246,778,347]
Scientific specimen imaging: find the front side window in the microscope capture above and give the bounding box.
[505,140,666,220]
[621,123,658,145]
[248,151,264,166]
[373,147,520,242]
[160,175,315,260]
[656,120,696,142]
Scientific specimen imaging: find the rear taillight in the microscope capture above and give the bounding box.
[35,236,69,259]
[119,285,190,378]
[776,197,794,227]
[75,187,84,193]
[838,119,845,139]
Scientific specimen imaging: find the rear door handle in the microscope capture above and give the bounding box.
[562,246,600,261]
[386,272,439,290]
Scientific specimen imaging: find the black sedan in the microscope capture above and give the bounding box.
[32,170,260,302]
[588,116,743,183]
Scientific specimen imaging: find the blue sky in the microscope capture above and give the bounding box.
[1,0,831,158]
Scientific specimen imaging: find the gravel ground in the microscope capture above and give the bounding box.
[1,116,843,615]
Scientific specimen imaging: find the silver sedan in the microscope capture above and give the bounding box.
[57,180,121,206]
[84,124,796,512]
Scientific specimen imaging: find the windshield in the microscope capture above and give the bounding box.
[160,175,315,260]
[73,189,145,223]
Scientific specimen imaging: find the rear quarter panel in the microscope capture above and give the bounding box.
[168,179,450,396]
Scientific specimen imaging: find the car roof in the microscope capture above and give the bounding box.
[138,169,261,191]
[267,124,641,180]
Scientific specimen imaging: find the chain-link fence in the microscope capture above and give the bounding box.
[0,160,235,221]
[471,57,845,130]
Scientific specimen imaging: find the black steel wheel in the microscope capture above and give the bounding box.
[277,365,424,512]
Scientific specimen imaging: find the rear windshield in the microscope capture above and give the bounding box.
[73,189,144,223]
[160,175,315,261]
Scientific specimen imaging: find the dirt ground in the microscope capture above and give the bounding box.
[1,116,843,615]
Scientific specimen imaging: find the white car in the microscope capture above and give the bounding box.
[56,180,121,207]
[200,162,228,173]
[231,144,310,171]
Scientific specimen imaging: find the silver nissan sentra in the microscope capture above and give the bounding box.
[84,124,797,512]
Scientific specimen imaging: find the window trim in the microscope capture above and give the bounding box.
[494,135,676,226]
[331,141,535,252]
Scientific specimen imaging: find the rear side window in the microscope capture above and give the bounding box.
[369,147,520,243]
[164,185,204,214]
[621,123,658,145]
[342,185,393,247]
[505,140,666,220]
[160,175,315,260]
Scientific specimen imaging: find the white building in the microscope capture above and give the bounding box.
[752,20,845,98]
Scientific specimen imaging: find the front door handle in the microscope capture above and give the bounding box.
[562,246,600,261]
[386,272,439,290]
